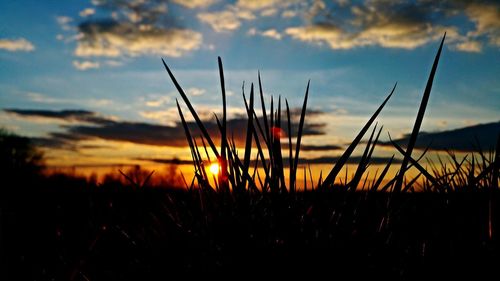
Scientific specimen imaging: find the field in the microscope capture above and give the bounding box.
[1,34,499,280]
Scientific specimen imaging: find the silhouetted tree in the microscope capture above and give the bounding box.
[0,128,44,179]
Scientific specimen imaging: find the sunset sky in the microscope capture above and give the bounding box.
[1,0,499,175]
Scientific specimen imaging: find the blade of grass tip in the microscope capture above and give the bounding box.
[242,84,254,189]
[218,57,229,189]
[308,164,314,190]
[447,154,468,188]
[317,170,323,191]
[286,99,293,192]
[141,170,155,188]
[291,80,310,192]
[162,58,220,158]
[322,83,396,188]
[349,123,378,190]
[258,71,270,144]
[371,155,394,192]
[119,169,140,188]
[394,33,446,192]
[368,125,383,161]
[403,173,421,193]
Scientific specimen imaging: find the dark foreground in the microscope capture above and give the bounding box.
[2,176,499,280]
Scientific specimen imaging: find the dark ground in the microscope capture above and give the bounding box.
[1,174,499,280]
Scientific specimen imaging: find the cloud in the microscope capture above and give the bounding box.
[380,121,500,152]
[286,5,457,50]
[281,10,297,18]
[65,0,202,58]
[198,0,298,32]
[453,40,482,53]
[0,38,35,52]
[281,0,500,52]
[56,16,73,31]
[261,8,278,17]
[4,108,327,150]
[261,29,282,40]
[4,109,113,125]
[236,0,282,10]
[282,143,342,151]
[187,87,206,96]
[198,9,246,32]
[79,8,95,17]
[25,92,113,107]
[75,20,202,57]
[138,155,401,166]
[73,60,100,70]
[247,28,282,40]
[143,96,171,107]
[464,2,500,46]
[172,0,218,9]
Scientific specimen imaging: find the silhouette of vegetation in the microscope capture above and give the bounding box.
[0,128,44,180]
[2,34,500,280]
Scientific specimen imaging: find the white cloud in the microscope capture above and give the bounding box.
[198,0,298,32]
[172,0,218,9]
[247,28,257,36]
[73,60,100,70]
[56,16,73,31]
[281,10,297,18]
[79,8,95,17]
[454,40,482,53]
[144,96,171,107]
[187,87,206,96]
[261,29,282,40]
[26,92,113,107]
[198,10,244,32]
[104,60,124,67]
[0,38,35,52]
[236,0,281,10]
[261,8,278,17]
[247,28,281,40]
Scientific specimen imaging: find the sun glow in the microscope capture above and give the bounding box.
[209,163,220,175]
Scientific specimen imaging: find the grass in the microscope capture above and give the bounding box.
[2,34,500,280]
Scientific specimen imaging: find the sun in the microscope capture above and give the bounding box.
[209,162,220,175]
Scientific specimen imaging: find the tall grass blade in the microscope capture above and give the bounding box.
[394,33,446,192]
[218,57,229,192]
[322,83,396,188]
[162,58,219,158]
[291,80,310,191]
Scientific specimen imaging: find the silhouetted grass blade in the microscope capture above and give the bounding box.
[322,83,396,188]
[291,80,310,191]
[162,58,220,158]
[394,33,446,192]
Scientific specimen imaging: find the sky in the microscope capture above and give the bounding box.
[0,0,499,174]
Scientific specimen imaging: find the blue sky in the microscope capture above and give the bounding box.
[0,0,499,167]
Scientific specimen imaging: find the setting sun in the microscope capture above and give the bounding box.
[209,162,220,175]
